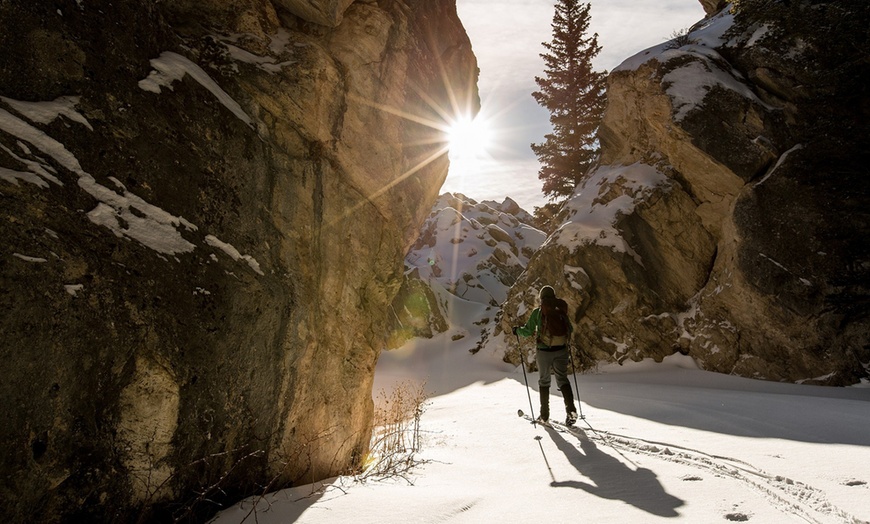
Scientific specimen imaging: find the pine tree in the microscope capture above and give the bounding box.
[531,0,607,200]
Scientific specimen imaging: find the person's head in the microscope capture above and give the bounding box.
[539,285,556,302]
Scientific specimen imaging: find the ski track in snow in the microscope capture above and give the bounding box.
[545,418,867,524]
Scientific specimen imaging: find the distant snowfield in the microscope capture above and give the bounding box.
[216,324,870,524]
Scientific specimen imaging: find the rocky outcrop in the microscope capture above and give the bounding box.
[387,193,545,349]
[500,3,869,385]
[699,0,729,16]
[0,0,477,521]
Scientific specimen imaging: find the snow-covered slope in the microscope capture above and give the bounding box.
[216,338,870,524]
[406,193,544,305]
[387,193,545,350]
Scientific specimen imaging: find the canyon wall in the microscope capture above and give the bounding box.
[0,0,477,521]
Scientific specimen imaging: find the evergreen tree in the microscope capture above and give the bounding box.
[531,0,607,200]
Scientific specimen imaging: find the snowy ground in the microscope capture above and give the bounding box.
[216,316,870,524]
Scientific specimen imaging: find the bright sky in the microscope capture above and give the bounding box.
[442,0,705,212]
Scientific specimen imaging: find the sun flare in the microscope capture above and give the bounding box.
[446,115,492,160]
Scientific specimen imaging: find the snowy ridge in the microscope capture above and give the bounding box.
[406,193,545,306]
[615,9,773,122]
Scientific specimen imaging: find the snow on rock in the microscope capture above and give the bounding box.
[214,31,299,74]
[64,284,84,296]
[550,162,670,264]
[205,234,265,276]
[138,51,256,130]
[386,193,545,349]
[0,95,93,130]
[0,165,47,188]
[615,10,773,123]
[1,98,200,256]
[615,10,736,73]
[12,253,48,263]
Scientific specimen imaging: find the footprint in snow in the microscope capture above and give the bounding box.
[844,479,866,487]
[724,513,750,522]
[680,475,703,482]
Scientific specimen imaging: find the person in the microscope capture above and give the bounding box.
[513,285,578,426]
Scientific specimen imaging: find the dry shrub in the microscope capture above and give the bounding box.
[358,380,429,483]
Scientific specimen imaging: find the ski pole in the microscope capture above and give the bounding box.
[515,332,536,425]
[568,343,584,420]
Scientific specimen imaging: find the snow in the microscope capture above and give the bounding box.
[138,52,255,130]
[216,243,870,524]
[1,97,202,256]
[0,95,93,131]
[613,9,774,123]
[756,144,804,186]
[216,339,870,524]
[0,165,47,188]
[204,235,265,276]
[64,284,84,296]
[12,253,47,263]
[550,163,669,263]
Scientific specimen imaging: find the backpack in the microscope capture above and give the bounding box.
[538,296,570,347]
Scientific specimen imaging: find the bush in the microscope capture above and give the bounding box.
[357,381,430,483]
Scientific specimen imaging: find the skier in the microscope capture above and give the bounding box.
[513,285,578,426]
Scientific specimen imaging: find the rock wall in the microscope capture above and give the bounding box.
[0,0,477,521]
[500,3,869,385]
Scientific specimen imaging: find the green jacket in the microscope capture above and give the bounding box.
[516,307,571,349]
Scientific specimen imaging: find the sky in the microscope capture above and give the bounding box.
[442,0,706,212]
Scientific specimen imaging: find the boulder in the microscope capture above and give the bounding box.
[501,6,869,385]
[0,0,477,521]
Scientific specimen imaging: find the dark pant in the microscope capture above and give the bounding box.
[536,347,575,420]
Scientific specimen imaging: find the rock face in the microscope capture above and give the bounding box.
[699,0,728,16]
[0,0,477,521]
[501,4,869,385]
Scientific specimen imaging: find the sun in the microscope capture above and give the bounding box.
[446,115,492,160]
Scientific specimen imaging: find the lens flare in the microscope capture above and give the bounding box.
[446,115,492,160]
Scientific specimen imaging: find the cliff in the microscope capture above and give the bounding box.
[500,1,869,385]
[0,0,477,521]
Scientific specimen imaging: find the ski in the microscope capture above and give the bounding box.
[518,409,587,437]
